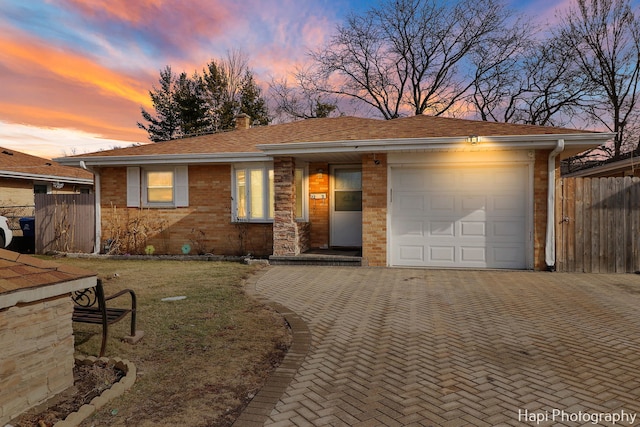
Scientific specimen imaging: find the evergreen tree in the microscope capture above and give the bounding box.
[239,71,270,126]
[174,72,211,136]
[138,66,181,142]
[139,53,271,142]
[202,59,236,131]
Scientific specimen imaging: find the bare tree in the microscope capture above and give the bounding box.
[471,33,594,127]
[269,68,341,120]
[558,0,640,158]
[201,49,270,131]
[308,0,521,119]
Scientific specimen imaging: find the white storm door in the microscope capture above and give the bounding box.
[330,166,362,247]
[390,165,529,268]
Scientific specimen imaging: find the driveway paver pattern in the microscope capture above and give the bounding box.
[246,267,640,426]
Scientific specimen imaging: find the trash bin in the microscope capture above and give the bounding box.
[19,217,35,237]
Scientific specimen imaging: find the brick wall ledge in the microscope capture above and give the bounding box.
[53,355,137,427]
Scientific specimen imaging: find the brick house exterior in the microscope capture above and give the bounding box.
[0,146,93,235]
[58,116,612,270]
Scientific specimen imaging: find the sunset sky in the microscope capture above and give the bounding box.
[0,0,575,159]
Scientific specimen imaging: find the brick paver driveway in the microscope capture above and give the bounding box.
[244,267,640,426]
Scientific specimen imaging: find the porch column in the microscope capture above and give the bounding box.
[362,153,387,266]
[273,157,299,256]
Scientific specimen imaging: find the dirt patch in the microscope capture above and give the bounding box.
[12,361,124,427]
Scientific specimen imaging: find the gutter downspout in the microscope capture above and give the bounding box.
[545,139,564,271]
[81,161,101,254]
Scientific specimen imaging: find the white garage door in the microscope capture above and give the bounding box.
[390,165,529,269]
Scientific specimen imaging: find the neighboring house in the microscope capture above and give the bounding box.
[563,153,640,178]
[0,147,94,232]
[56,115,612,270]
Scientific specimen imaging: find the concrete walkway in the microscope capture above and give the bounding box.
[238,267,640,426]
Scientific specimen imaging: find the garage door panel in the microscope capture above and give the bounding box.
[391,165,529,269]
[494,169,524,189]
[491,220,524,240]
[430,221,454,236]
[430,171,456,187]
[461,246,486,262]
[461,221,486,237]
[460,174,493,191]
[397,220,425,237]
[492,195,524,213]
[461,196,487,212]
[429,246,455,262]
[397,170,426,189]
[399,245,425,261]
[428,194,455,213]
[397,193,425,212]
[491,245,522,268]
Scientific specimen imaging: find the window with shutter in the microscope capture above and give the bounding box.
[126,166,189,208]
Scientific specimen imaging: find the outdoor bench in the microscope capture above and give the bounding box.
[71,278,142,357]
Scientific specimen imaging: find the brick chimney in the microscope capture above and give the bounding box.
[235,113,251,130]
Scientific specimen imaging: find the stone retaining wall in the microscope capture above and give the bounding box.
[0,295,75,425]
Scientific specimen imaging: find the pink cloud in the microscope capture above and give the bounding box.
[0,0,346,156]
[59,0,239,55]
[0,28,152,142]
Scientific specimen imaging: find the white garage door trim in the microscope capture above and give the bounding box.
[388,154,533,269]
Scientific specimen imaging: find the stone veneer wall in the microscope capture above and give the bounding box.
[0,295,75,425]
[273,157,300,256]
[297,222,311,254]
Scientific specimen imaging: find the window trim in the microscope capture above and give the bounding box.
[232,163,274,223]
[295,165,308,222]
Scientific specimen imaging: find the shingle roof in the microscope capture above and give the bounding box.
[69,115,595,158]
[0,146,93,181]
[0,249,95,295]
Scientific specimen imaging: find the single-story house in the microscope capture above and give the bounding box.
[563,153,640,178]
[0,146,94,231]
[56,115,613,270]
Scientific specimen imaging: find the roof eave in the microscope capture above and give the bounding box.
[0,171,93,184]
[54,152,272,167]
[257,133,615,155]
[564,155,640,177]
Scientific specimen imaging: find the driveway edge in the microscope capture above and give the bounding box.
[233,267,311,427]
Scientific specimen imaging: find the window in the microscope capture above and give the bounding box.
[146,171,174,203]
[234,164,274,221]
[34,184,48,194]
[127,166,188,208]
[233,164,307,222]
[295,168,306,220]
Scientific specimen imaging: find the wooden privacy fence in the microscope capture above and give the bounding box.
[34,193,95,254]
[557,177,640,273]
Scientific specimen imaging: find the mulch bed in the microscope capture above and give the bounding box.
[11,361,124,427]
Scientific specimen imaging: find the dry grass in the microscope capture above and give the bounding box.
[48,256,291,427]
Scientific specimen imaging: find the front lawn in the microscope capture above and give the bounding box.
[52,257,290,427]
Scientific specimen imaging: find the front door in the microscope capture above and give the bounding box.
[330,165,362,247]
